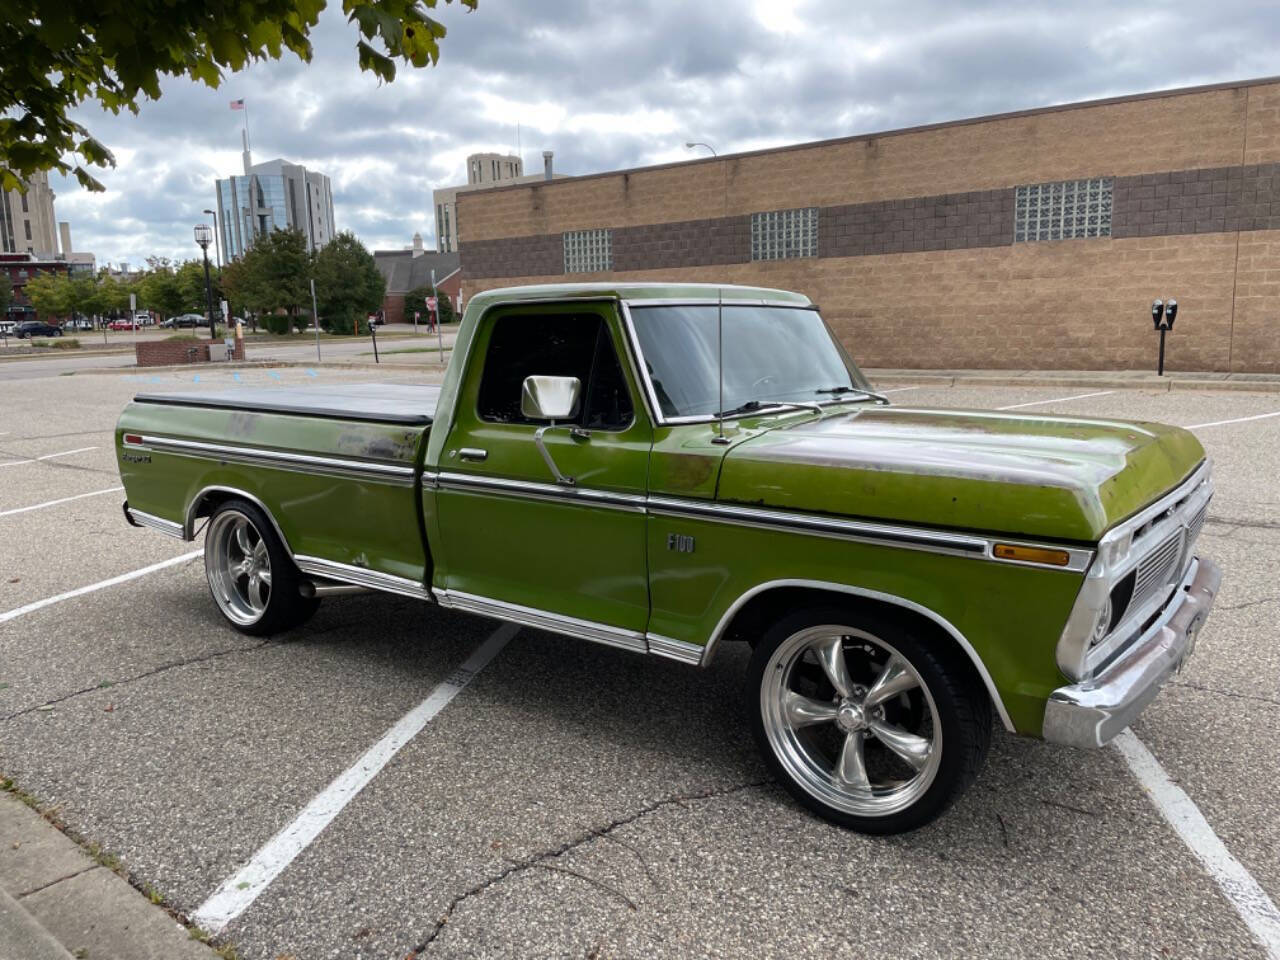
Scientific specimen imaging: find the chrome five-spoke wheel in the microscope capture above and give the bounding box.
[202,499,317,636]
[206,509,273,626]
[748,607,991,833]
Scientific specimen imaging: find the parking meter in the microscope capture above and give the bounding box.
[1151,299,1164,330]
[1165,299,1177,329]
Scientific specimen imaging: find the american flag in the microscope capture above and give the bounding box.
[230,99,245,110]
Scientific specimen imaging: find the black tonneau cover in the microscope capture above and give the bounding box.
[134,383,441,426]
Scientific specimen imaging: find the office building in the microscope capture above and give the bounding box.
[0,171,59,255]
[215,146,335,259]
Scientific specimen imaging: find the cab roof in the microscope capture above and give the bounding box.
[463,281,811,312]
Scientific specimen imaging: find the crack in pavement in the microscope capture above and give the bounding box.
[15,865,98,899]
[1205,516,1280,534]
[1218,595,1280,613]
[0,640,277,722]
[408,779,772,956]
[1168,679,1280,709]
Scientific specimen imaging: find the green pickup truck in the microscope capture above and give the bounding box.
[115,282,1220,833]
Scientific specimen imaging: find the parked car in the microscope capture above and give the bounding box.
[70,317,94,331]
[163,314,204,329]
[15,320,63,338]
[0,320,17,337]
[108,318,139,331]
[115,281,1220,834]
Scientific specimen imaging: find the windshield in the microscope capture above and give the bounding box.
[628,303,870,419]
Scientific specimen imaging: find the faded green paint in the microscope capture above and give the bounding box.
[114,281,1210,741]
[719,405,1206,541]
[115,402,428,582]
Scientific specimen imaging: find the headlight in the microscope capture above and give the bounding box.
[1101,533,1132,570]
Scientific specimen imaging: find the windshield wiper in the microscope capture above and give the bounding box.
[814,385,889,404]
[717,398,823,418]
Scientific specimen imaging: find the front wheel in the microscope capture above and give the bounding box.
[204,499,317,636]
[747,606,991,834]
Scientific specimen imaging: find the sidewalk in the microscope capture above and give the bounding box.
[0,792,217,960]
[864,367,1280,392]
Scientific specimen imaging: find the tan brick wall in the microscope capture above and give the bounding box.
[459,78,1280,372]
[460,82,1272,244]
[464,234,1249,372]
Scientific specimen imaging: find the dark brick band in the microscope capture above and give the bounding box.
[1111,162,1280,237]
[460,162,1280,279]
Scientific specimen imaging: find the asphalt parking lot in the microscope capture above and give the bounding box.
[1,365,1278,959]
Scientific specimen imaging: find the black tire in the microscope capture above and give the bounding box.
[747,604,991,834]
[203,498,318,636]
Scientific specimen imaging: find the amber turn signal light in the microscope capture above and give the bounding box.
[993,543,1071,566]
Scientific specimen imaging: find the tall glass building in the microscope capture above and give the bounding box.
[215,159,335,260]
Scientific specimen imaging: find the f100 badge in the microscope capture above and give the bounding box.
[666,533,695,554]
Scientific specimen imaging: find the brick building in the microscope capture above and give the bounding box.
[1,252,72,321]
[456,77,1280,373]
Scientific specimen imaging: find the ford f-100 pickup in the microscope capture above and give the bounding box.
[115,282,1221,833]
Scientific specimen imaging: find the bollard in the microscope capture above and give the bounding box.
[370,319,379,364]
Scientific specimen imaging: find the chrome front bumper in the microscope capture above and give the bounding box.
[1043,555,1222,749]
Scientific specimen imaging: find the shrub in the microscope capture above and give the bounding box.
[33,338,80,349]
[263,314,291,335]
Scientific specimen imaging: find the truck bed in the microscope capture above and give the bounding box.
[133,383,441,426]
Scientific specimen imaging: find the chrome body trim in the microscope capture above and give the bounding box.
[185,486,292,548]
[1057,460,1213,681]
[125,506,186,540]
[646,634,706,664]
[648,495,991,559]
[1045,556,1221,748]
[433,588,649,654]
[293,555,432,600]
[436,471,647,512]
[698,577,1016,733]
[458,447,488,462]
[135,434,416,485]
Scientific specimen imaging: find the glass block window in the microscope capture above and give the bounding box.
[1014,178,1112,242]
[751,207,818,260]
[563,228,612,273]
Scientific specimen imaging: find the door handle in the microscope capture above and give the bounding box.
[458,447,488,462]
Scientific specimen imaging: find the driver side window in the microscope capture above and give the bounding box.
[477,312,634,431]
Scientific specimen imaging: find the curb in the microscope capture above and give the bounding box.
[0,791,221,959]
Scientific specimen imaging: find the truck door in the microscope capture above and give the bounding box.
[434,302,653,641]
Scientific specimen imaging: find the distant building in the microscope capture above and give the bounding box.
[372,238,460,324]
[0,172,59,256]
[433,151,569,253]
[1,252,72,321]
[57,222,95,276]
[215,142,335,260]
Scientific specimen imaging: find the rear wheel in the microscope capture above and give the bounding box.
[747,605,991,834]
[204,499,317,636]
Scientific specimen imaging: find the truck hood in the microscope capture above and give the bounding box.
[717,406,1206,542]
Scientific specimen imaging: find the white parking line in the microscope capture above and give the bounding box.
[0,550,202,625]
[996,391,1115,411]
[1115,731,1280,959]
[0,446,98,468]
[0,486,124,518]
[880,386,923,394]
[191,621,520,935]
[1187,410,1280,430]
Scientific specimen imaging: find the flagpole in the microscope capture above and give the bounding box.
[243,100,251,153]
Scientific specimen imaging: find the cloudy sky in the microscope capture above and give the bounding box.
[51,0,1279,269]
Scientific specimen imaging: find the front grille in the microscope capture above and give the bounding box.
[1187,501,1208,542]
[1132,530,1183,610]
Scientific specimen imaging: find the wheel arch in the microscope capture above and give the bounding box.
[185,485,293,554]
[703,579,1014,732]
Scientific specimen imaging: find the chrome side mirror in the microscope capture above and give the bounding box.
[521,375,581,421]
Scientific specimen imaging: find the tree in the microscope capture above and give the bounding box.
[0,273,11,320]
[139,268,185,321]
[176,259,222,316]
[405,283,455,325]
[25,272,71,321]
[313,232,385,334]
[241,229,311,332]
[1,0,478,192]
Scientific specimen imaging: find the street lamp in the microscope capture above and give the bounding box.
[202,208,221,269]
[685,141,717,157]
[194,223,216,340]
